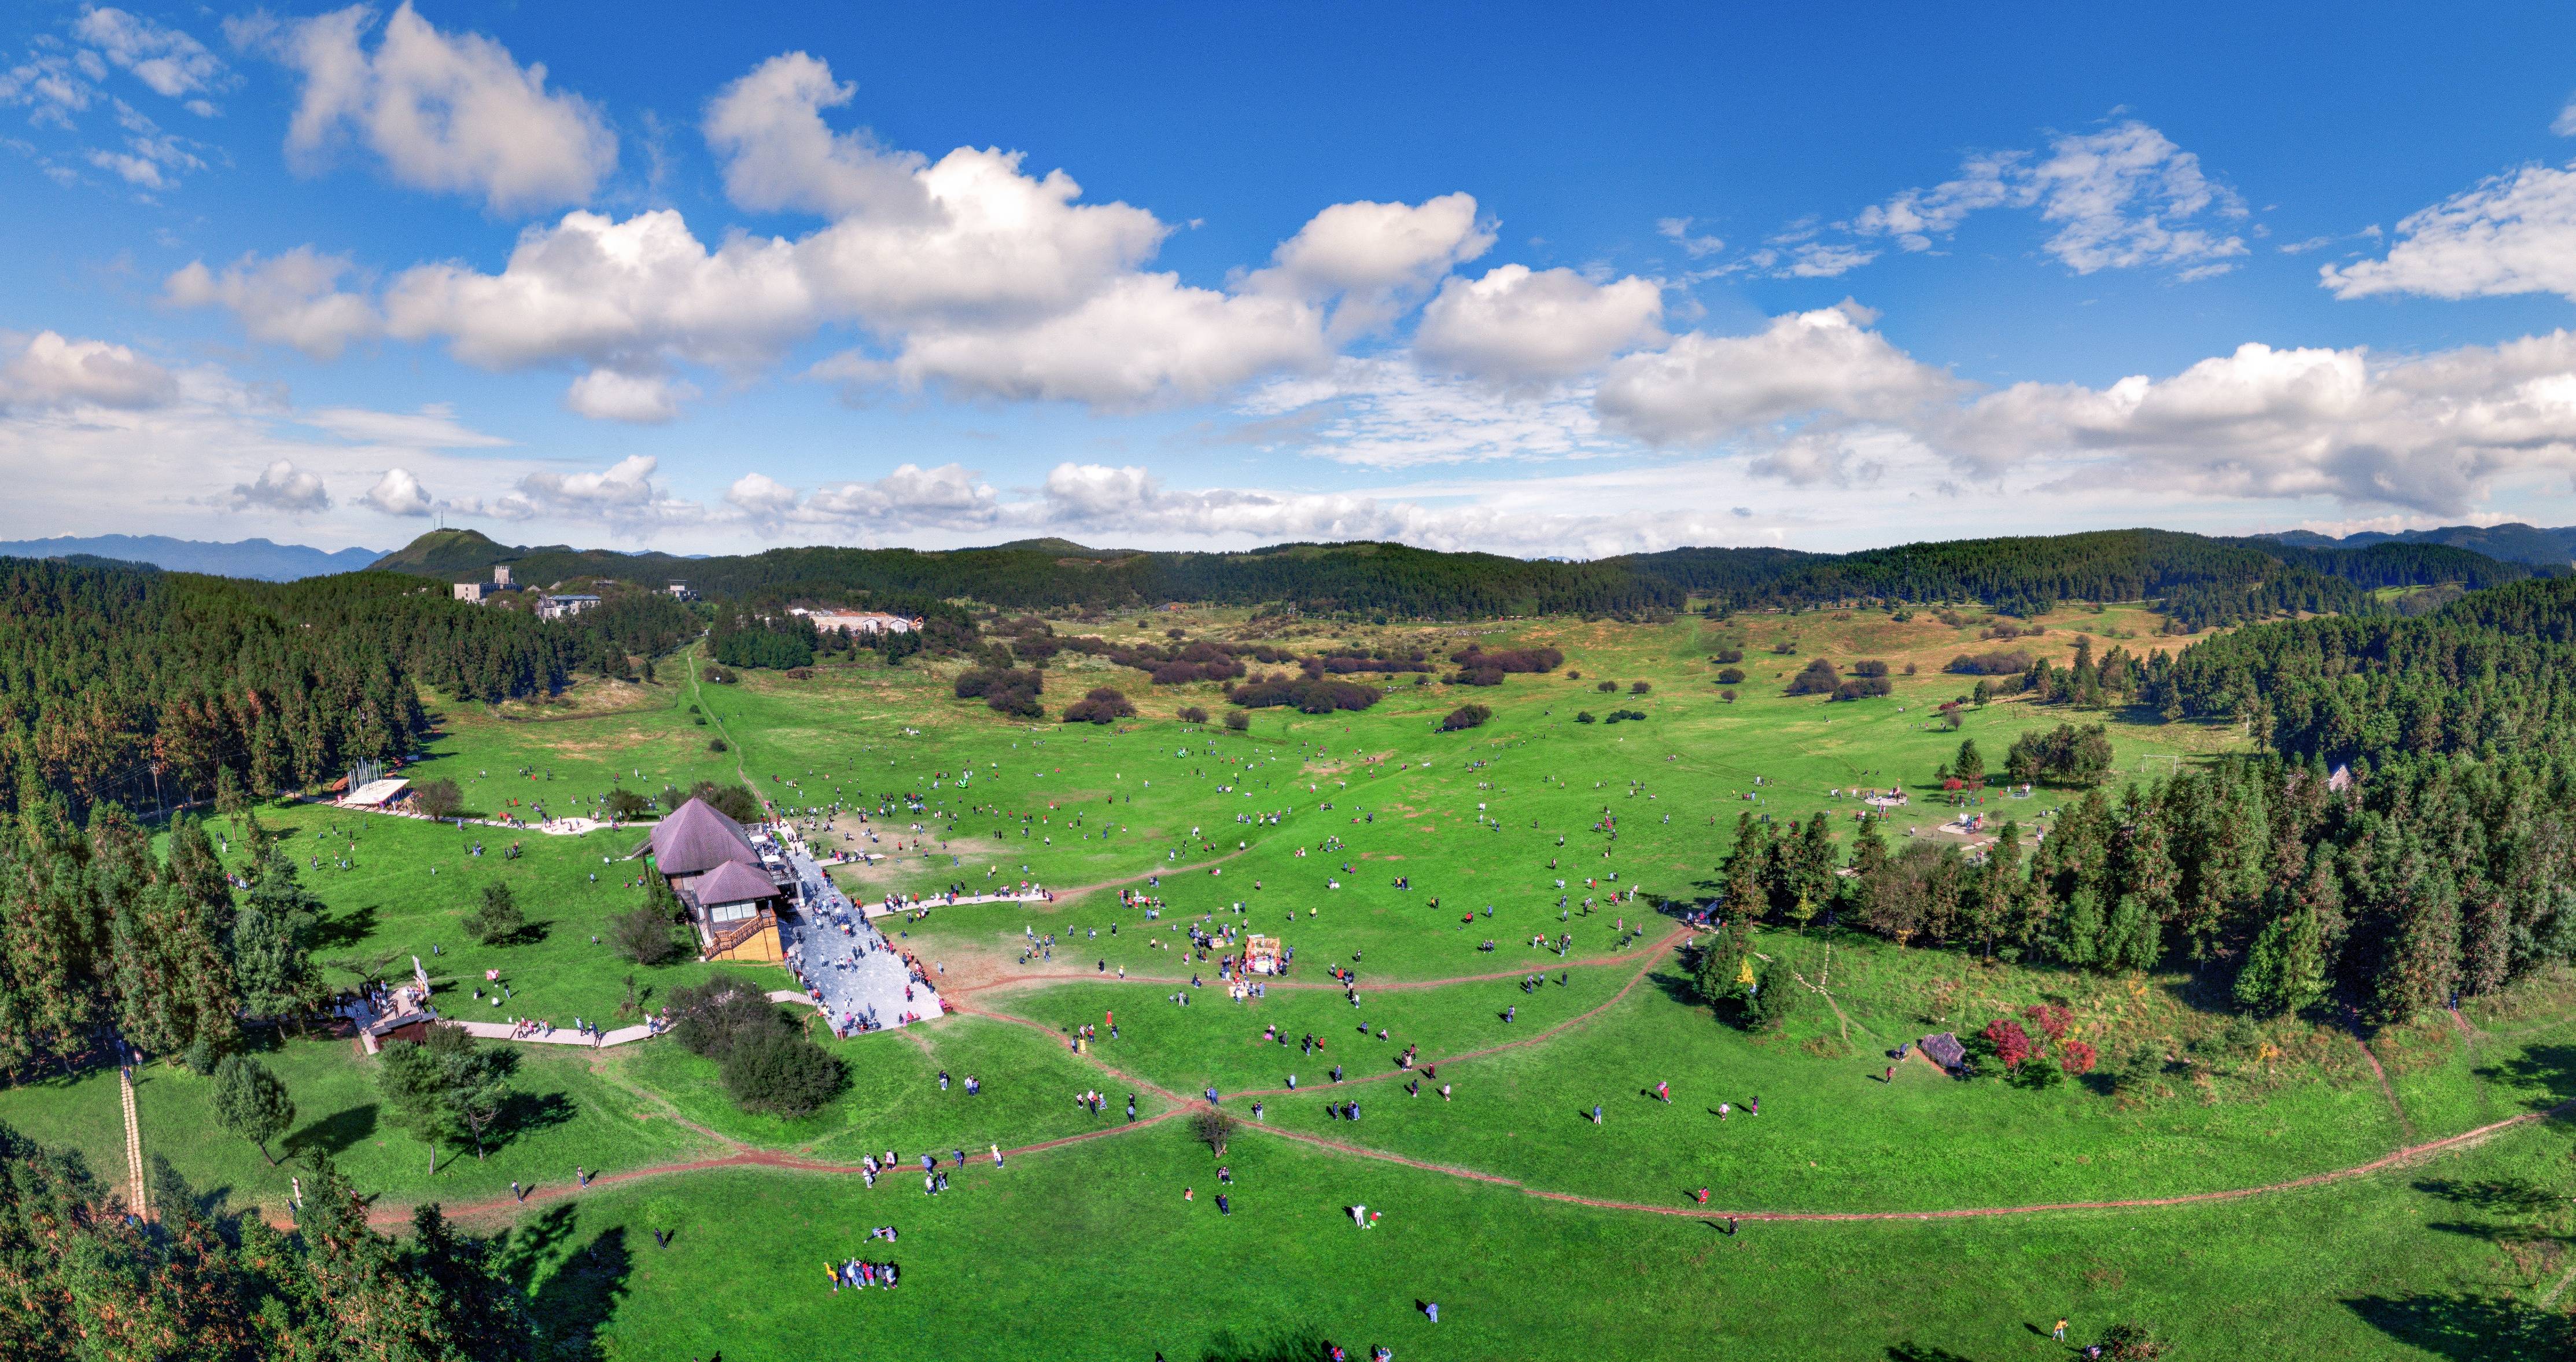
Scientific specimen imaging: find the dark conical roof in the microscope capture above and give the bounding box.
[650,797,761,876]
[692,859,779,907]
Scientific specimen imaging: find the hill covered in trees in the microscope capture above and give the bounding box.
[370,525,2545,627]
[0,557,693,822]
[2162,572,2576,770]
[1724,572,2576,1033]
[1622,530,2541,625]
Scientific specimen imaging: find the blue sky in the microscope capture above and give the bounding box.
[9,1,2576,556]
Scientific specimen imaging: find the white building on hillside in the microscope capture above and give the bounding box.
[805,610,919,635]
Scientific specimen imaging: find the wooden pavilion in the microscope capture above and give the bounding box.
[639,798,788,963]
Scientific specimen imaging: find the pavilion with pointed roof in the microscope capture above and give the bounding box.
[637,797,787,963]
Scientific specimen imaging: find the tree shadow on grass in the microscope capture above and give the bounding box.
[493,1201,583,1295]
[2472,1044,2576,1110]
[285,1103,377,1159]
[1196,1324,1335,1362]
[2148,963,2246,1019]
[530,1223,632,1362]
[149,1154,231,1222]
[1887,1344,1979,1361]
[496,1090,577,1150]
[492,918,553,949]
[2415,1177,2562,1216]
[2346,1292,2574,1360]
[1645,967,1704,1010]
[311,903,380,950]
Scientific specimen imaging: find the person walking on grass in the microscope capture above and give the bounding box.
[2052,1319,2068,1341]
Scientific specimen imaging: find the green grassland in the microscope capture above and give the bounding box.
[515,1116,2573,1362]
[53,601,2576,1357]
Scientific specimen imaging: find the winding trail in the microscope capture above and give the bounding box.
[2347,1024,2415,1141]
[1255,1098,2576,1223]
[371,926,2574,1234]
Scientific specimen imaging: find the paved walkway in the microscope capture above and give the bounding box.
[777,840,945,1032]
[309,797,627,838]
[452,1019,655,1047]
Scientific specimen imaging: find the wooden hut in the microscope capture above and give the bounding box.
[642,798,787,962]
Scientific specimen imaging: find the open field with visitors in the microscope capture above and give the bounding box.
[30,599,2576,1359]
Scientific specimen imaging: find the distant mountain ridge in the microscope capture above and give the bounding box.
[2259,522,2576,567]
[0,534,381,581]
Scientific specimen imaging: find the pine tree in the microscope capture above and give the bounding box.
[230,855,323,1029]
[1693,915,1755,1011]
[2057,886,2106,968]
[0,815,112,1076]
[2461,895,2511,996]
[2113,790,2180,926]
[1842,816,1890,923]
[2373,857,2461,1025]
[461,881,525,945]
[378,1023,516,1172]
[377,1032,457,1176]
[1722,812,1771,921]
[2099,891,2161,971]
[407,1202,536,1361]
[1954,738,1985,787]
[1968,820,2024,957]
[212,1052,295,1165]
[1788,812,1837,926]
[2235,907,2327,1017]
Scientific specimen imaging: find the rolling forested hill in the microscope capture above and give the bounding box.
[373,525,2548,627]
[0,558,695,821]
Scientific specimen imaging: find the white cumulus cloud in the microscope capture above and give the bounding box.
[1595,303,1960,445]
[0,329,176,410]
[1247,192,1493,338]
[2320,163,2576,303]
[564,368,693,423]
[361,466,434,514]
[1937,333,2576,513]
[165,247,381,359]
[702,51,928,219]
[1413,265,1664,384]
[242,1,616,213]
[229,458,331,513]
[875,272,1328,407]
